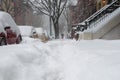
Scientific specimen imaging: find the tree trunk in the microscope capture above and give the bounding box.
[54,21,59,39]
[49,16,52,36]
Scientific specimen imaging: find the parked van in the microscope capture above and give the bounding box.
[18,25,37,38]
[0,11,22,46]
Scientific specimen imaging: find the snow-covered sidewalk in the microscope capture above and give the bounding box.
[0,38,120,80]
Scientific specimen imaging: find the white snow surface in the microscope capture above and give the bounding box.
[0,38,120,80]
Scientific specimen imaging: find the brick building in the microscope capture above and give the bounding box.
[69,0,116,39]
[13,0,25,25]
[14,0,34,25]
[69,0,115,25]
[96,0,115,10]
[69,0,96,25]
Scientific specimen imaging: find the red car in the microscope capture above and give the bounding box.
[0,11,22,46]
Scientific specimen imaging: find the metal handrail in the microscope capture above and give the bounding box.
[77,0,120,31]
[86,0,118,22]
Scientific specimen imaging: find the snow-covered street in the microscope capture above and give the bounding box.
[0,37,120,80]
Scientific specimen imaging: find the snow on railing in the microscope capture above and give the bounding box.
[85,0,118,22]
[86,7,120,33]
[76,0,120,32]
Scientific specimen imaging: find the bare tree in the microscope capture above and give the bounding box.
[27,0,68,39]
[0,0,30,17]
[13,0,31,17]
[0,0,14,15]
[63,6,71,32]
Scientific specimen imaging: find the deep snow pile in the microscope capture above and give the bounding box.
[0,38,120,80]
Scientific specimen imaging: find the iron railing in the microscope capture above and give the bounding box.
[77,0,120,31]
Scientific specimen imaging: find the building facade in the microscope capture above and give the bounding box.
[69,0,115,25]
[96,0,115,10]
[69,0,96,25]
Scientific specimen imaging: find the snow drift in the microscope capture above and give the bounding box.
[0,38,120,80]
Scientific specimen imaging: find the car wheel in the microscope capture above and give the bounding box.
[80,27,84,32]
[0,37,7,46]
[16,35,22,44]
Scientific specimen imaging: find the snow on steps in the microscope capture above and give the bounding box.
[79,7,120,40]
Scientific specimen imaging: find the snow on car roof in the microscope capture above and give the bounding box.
[0,11,20,33]
[0,11,17,30]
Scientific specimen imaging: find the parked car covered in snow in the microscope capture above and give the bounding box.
[35,28,49,42]
[0,11,22,46]
[18,26,37,38]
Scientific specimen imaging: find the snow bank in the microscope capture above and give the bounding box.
[0,39,120,80]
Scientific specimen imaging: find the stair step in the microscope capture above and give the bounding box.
[114,5,120,7]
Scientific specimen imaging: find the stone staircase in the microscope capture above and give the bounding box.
[77,0,120,40]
